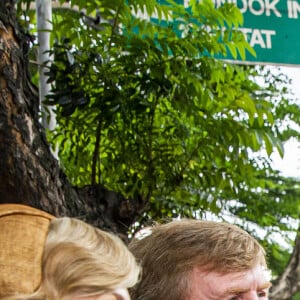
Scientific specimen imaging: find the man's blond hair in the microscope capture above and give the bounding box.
[129,219,266,300]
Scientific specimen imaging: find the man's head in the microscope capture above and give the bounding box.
[129,219,269,300]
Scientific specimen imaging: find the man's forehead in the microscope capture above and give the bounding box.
[190,265,272,297]
[224,281,272,295]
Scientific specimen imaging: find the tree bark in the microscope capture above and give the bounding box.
[269,231,300,300]
[0,0,144,239]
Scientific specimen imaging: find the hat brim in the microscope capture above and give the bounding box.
[0,203,54,296]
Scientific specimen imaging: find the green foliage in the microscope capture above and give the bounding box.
[293,292,300,300]
[19,0,300,278]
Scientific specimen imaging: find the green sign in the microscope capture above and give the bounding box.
[153,0,300,66]
[220,0,300,66]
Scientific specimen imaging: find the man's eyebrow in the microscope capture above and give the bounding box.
[224,282,272,295]
[261,282,273,290]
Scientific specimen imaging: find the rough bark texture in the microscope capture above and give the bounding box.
[0,0,145,239]
[269,232,300,300]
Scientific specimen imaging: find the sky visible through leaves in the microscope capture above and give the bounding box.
[271,66,300,178]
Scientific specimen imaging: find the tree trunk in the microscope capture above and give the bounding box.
[269,231,300,300]
[0,0,144,239]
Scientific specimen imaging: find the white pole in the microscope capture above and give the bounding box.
[36,0,56,130]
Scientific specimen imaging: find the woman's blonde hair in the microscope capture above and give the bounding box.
[3,217,140,300]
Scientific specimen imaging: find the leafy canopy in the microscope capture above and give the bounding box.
[18,0,300,276]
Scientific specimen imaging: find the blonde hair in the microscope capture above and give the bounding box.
[129,219,266,300]
[2,217,140,300]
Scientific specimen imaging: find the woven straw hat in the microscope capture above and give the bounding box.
[0,203,54,296]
